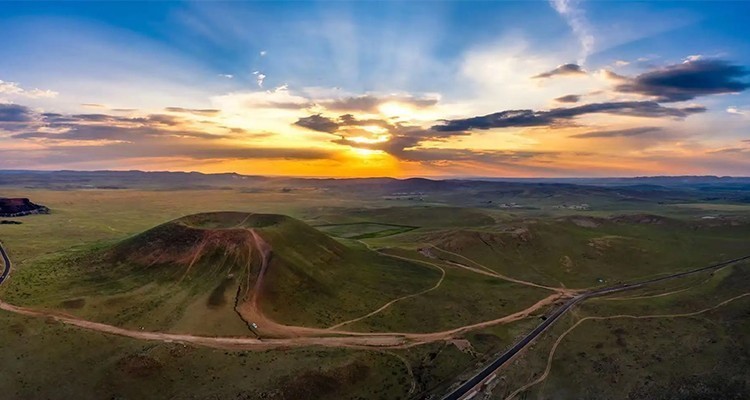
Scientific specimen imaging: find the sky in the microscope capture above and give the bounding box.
[1,1,749,178]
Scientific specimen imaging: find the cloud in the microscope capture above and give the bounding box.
[392,147,556,164]
[707,147,749,155]
[555,94,581,103]
[321,95,439,113]
[165,107,221,116]
[4,103,338,166]
[253,71,266,88]
[12,124,225,142]
[569,126,663,138]
[0,104,36,122]
[5,142,335,167]
[601,70,629,82]
[726,106,747,116]
[432,101,705,132]
[616,59,750,102]
[4,106,239,143]
[212,86,312,111]
[0,80,58,99]
[294,111,472,159]
[294,114,341,133]
[218,74,234,79]
[549,0,594,64]
[533,63,586,79]
[294,113,396,135]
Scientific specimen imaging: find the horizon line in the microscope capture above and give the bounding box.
[1,168,749,181]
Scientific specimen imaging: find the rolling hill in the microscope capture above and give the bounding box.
[2,212,438,336]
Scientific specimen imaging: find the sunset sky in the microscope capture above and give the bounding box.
[1,1,749,177]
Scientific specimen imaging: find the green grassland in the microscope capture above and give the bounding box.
[0,311,415,400]
[341,248,552,333]
[1,212,441,333]
[314,222,417,239]
[1,186,750,399]
[387,217,750,289]
[489,261,750,400]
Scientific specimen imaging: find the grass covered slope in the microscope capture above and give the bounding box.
[418,215,750,288]
[2,212,439,335]
[494,261,750,400]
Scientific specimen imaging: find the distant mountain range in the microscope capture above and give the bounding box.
[1,169,748,189]
[1,170,749,206]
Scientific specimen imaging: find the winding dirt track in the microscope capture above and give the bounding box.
[327,255,447,330]
[0,239,564,351]
[423,246,576,294]
[504,292,750,399]
[0,292,565,351]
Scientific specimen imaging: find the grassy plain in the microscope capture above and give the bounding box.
[1,184,749,399]
[489,261,750,400]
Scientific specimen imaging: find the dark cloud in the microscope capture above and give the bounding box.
[12,125,227,142]
[0,104,35,122]
[294,114,340,133]
[432,101,705,132]
[184,146,335,160]
[34,113,183,127]
[70,114,113,122]
[296,110,466,151]
[555,94,581,103]
[5,142,335,167]
[165,107,221,116]
[294,111,474,159]
[8,106,237,143]
[294,113,396,134]
[533,64,586,79]
[4,103,339,166]
[569,126,663,139]
[616,59,750,102]
[142,114,182,126]
[394,148,553,163]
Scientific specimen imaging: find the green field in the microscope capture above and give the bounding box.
[1,184,749,399]
[315,222,418,239]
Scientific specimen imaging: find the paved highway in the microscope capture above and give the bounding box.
[0,242,10,286]
[441,254,750,400]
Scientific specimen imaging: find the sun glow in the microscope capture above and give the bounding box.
[351,147,385,157]
[347,134,390,144]
[378,102,414,118]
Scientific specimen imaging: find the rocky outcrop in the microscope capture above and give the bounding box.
[0,198,50,217]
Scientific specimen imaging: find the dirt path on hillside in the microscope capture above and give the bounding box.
[0,290,564,351]
[0,233,564,351]
[423,246,575,294]
[327,256,447,330]
[504,292,750,399]
[233,231,564,340]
